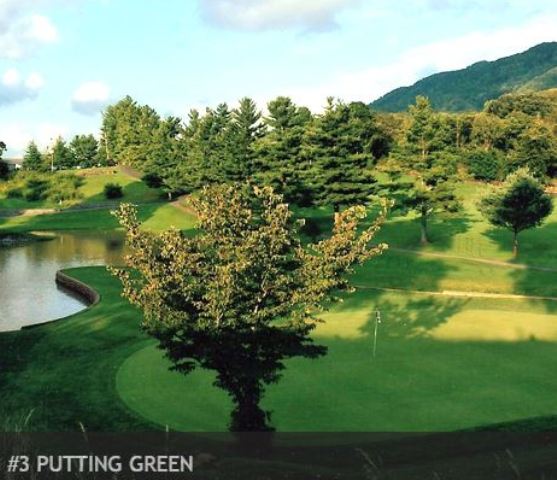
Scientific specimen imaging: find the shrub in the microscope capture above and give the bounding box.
[104,183,124,199]
[6,187,23,198]
[23,178,49,201]
[48,174,84,203]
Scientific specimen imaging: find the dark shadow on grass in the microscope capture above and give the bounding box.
[483,221,557,268]
[359,297,469,340]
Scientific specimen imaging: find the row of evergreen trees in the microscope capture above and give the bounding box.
[22,134,102,172]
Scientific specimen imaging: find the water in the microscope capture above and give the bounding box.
[0,231,125,332]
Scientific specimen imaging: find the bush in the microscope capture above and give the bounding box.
[23,178,49,201]
[6,187,23,198]
[48,174,84,203]
[467,150,504,182]
[104,183,124,199]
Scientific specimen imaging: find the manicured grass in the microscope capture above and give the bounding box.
[0,203,196,233]
[0,167,162,211]
[2,181,557,432]
[117,289,557,432]
[0,267,153,431]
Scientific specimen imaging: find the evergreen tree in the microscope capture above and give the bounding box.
[227,97,264,181]
[23,141,44,171]
[480,169,553,256]
[51,137,75,170]
[306,98,377,211]
[254,96,312,205]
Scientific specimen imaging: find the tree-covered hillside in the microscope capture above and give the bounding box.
[371,42,557,112]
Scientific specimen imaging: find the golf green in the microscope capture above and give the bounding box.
[116,289,557,432]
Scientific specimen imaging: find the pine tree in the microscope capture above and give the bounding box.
[51,137,75,170]
[306,98,377,211]
[23,141,44,171]
[254,96,312,205]
[227,97,265,181]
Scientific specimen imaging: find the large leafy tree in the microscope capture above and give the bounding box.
[22,141,45,171]
[509,123,557,178]
[69,134,100,168]
[100,96,161,166]
[480,169,553,257]
[111,184,388,431]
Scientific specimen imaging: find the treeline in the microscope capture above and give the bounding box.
[15,89,557,212]
[98,95,394,209]
[21,134,106,172]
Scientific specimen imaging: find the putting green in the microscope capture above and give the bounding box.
[116,291,557,432]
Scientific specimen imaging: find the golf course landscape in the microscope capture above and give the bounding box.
[1,166,557,433]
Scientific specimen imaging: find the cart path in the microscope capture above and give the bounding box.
[390,247,557,273]
[356,285,557,302]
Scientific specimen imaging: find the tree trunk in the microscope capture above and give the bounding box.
[420,210,429,244]
[230,396,272,432]
[513,230,519,258]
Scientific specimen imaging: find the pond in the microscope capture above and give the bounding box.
[0,231,125,332]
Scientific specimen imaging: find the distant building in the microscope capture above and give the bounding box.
[3,158,23,171]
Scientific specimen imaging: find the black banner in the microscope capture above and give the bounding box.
[1,431,557,479]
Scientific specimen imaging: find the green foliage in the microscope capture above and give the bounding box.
[508,123,557,177]
[5,172,84,204]
[485,92,553,118]
[372,42,557,112]
[51,137,75,170]
[69,134,100,168]
[467,149,505,181]
[480,169,553,255]
[103,182,124,199]
[305,99,380,210]
[22,141,44,171]
[111,184,388,431]
[253,96,313,205]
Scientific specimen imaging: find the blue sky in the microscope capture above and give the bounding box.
[1,0,557,156]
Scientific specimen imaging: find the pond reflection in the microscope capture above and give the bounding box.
[0,231,125,332]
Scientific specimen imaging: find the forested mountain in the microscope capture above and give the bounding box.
[371,42,557,112]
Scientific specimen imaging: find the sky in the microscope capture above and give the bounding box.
[1,0,557,156]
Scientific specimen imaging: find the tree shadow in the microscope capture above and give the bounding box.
[358,297,469,340]
[377,212,475,252]
[348,247,458,293]
[482,222,557,313]
[482,221,557,267]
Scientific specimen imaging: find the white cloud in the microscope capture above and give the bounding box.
[199,0,361,32]
[0,68,44,106]
[0,122,69,156]
[71,81,110,116]
[0,0,59,59]
[280,14,557,111]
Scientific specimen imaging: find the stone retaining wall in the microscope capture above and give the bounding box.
[55,270,100,306]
